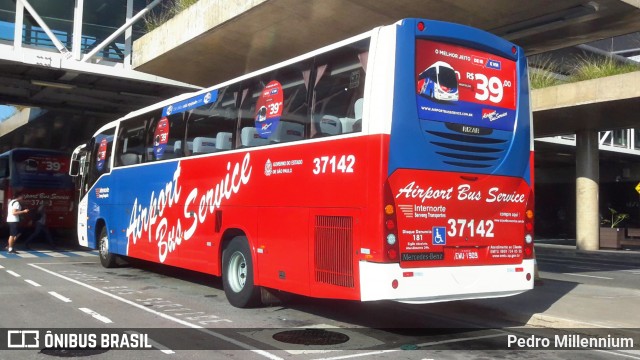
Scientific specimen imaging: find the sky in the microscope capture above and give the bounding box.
[0,105,16,121]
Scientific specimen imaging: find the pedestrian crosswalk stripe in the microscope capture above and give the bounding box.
[0,250,98,259]
[67,251,99,257]
[13,252,38,258]
[43,252,70,258]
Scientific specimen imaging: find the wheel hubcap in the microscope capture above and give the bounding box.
[228,251,247,293]
[100,235,108,259]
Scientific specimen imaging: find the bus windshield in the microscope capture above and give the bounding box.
[437,66,458,91]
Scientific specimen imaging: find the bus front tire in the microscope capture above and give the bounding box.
[222,236,261,308]
[98,227,117,268]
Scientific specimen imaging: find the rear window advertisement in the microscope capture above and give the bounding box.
[255,80,283,138]
[13,153,69,176]
[415,40,517,131]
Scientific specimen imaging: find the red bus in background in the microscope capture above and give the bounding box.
[0,148,75,231]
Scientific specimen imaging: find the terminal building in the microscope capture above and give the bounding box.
[1,0,640,250]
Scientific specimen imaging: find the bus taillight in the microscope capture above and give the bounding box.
[384,183,400,262]
[523,190,535,259]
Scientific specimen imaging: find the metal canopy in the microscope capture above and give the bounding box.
[0,59,193,117]
[0,0,197,121]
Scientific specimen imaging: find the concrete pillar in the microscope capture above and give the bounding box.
[575,129,600,250]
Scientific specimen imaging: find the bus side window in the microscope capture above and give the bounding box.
[312,38,369,137]
[240,59,310,145]
[184,86,237,155]
[0,157,8,178]
[87,127,115,188]
[145,112,185,161]
[115,116,146,167]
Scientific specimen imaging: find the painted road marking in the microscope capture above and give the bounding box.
[126,330,175,354]
[314,333,504,360]
[29,263,283,360]
[24,279,41,287]
[49,291,72,303]
[79,307,113,324]
[562,273,613,280]
[6,270,20,277]
[0,250,98,259]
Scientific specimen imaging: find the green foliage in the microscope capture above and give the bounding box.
[530,54,640,89]
[601,208,629,228]
[143,0,200,33]
[570,55,640,82]
[529,56,564,89]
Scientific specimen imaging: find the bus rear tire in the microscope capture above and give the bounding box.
[222,236,261,308]
[98,227,117,268]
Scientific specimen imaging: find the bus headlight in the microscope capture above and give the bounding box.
[386,234,397,245]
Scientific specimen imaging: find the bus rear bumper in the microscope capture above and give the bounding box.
[359,259,535,304]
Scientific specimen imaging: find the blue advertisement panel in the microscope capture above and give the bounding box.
[162,90,219,117]
[416,40,517,131]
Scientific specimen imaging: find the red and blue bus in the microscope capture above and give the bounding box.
[70,19,534,308]
[0,148,75,231]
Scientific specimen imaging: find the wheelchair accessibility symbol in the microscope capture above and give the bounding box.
[432,227,446,245]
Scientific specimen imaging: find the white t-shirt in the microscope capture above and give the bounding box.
[6,199,21,223]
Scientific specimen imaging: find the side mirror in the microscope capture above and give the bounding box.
[69,160,80,176]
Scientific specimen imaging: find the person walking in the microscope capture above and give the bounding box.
[24,204,55,250]
[5,192,29,254]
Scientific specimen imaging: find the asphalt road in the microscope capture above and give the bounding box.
[0,247,639,360]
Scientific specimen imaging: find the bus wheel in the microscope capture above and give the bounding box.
[222,236,261,308]
[98,227,117,268]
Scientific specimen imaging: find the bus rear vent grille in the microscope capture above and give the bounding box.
[314,216,354,288]
[422,121,511,170]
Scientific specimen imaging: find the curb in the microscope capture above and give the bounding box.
[535,243,640,260]
[525,313,609,329]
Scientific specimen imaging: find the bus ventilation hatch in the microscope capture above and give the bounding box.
[314,216,354,288]
[422,121,510,170]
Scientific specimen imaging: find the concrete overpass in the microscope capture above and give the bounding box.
[132,0,640,87]
[534,72,640,137]
[532,72,640,250]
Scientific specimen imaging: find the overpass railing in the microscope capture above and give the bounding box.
[537,128,640,154]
